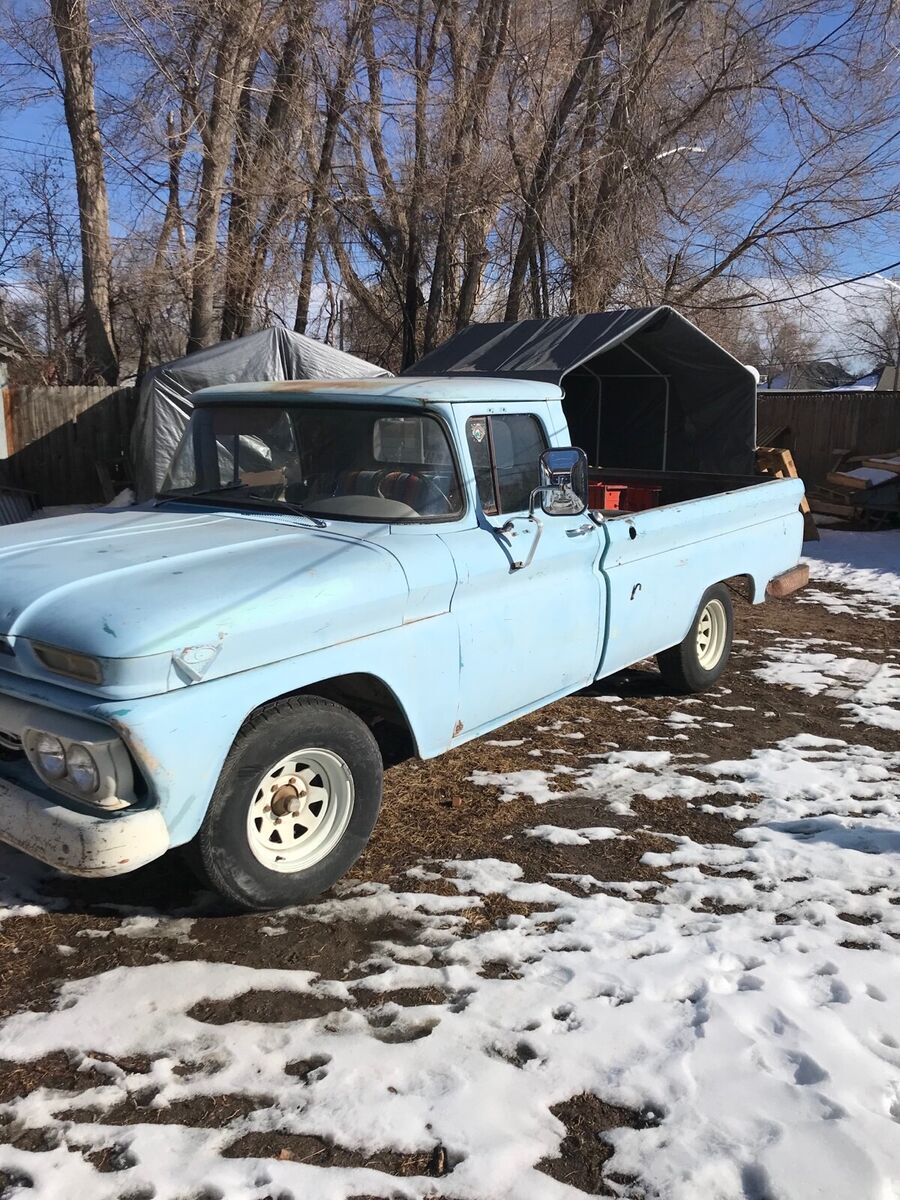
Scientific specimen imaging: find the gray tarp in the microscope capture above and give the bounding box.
[132,326,391,498]
[409,307,757,475]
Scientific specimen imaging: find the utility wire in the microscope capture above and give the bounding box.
[693,260,900,310]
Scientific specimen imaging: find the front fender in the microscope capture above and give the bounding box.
[97,614,460,845]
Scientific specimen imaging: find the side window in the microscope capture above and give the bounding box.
[466,414,547,514]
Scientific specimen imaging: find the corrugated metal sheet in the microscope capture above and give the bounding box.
[0,485,36,527]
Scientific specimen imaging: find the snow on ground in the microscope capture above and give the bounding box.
[0,534,897,1199]
[755,640,900,731]
[1,725,897,1200]
[802,529,900,620]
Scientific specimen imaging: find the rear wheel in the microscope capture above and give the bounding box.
[656,583,733,694]
[189,695,383,910]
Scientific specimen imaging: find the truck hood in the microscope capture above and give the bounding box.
[0,506,409,692]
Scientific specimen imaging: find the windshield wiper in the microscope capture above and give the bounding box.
[157,487,327,528]
[156,483,248,501]
[239,495,328,528]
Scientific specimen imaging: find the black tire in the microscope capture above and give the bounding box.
[188,695,383,910]
[656,583,734,694]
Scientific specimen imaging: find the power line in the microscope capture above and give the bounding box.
[694,260,900,310]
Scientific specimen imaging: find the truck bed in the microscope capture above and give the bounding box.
[588,467,762,509]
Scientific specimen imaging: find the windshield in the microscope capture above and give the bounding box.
[160,403,464,522]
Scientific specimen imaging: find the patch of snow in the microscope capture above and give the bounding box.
[802,530,900,621]
[469,768,562,804]
[108,487,136,508]
[836,466,895,487]
[526,825,621,846]
[755,643,899,731]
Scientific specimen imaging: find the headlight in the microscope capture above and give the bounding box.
[33,644,102,684]
[23,725,136,809]
[35,733,67,780]
[66,743,100,794]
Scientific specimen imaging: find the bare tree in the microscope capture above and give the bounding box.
[3,0,898,377]
[186,0,266,350]
[222,0,313,340]
[850,284,900,383]
[49,0,118,381]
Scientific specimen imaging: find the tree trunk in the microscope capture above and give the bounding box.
[294,19,360,335]
[49,0,118,383]
[188,0,262,352]
[504,6,613,322]
[223,0,309,340]
[422,0,509,352]
[400,0,445,369]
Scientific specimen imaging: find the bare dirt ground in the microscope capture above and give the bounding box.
[0,580,896,1199]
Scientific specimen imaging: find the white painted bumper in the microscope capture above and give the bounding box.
[0,774,170,877]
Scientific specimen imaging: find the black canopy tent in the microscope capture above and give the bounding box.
[408,307,757,476]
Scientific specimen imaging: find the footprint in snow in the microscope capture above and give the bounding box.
[788,1051,829,1086]
[367,1012,440,1043]
[552,1003,581,1030]
[737,973,764,991]
[595,980,635,1007]
[827,978,851,1004]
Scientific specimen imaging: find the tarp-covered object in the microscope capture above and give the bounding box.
[132,326,391,498]
[409,307,757,475]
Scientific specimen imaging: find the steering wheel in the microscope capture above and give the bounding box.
[378,471,453,514]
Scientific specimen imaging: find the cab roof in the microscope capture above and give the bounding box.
[192,375,563,407]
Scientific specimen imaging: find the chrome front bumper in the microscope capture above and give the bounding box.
[0,773,169,877]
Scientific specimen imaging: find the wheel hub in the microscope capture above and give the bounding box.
[270,782,304,817]
[246,747,355,873]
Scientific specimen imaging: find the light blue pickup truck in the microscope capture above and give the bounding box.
[0,376,806,908]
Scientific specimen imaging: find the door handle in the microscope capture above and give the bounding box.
[566,523,595,537]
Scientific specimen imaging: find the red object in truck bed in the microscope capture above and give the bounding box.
[588,481,661,512]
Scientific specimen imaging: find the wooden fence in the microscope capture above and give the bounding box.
[0,384,137,506]
[757,390,900,487]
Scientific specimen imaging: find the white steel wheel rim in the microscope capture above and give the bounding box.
[246,748,354,874]
[695,598,728,670]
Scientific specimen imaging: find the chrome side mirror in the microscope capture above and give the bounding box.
[530,446,589,516]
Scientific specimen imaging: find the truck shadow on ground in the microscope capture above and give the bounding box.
[582,665,672,700]
[0,843,229,919]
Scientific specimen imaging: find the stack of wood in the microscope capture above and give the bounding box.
[755,444,819,542]
[807,450,900,527]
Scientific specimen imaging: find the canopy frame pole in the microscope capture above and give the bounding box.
[621,342,669,470]
[581,363,605,465]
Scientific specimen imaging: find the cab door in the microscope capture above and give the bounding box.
[440,409,605,737]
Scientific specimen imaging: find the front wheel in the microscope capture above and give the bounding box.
[656,583,734,694]
[189,695,383,910]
